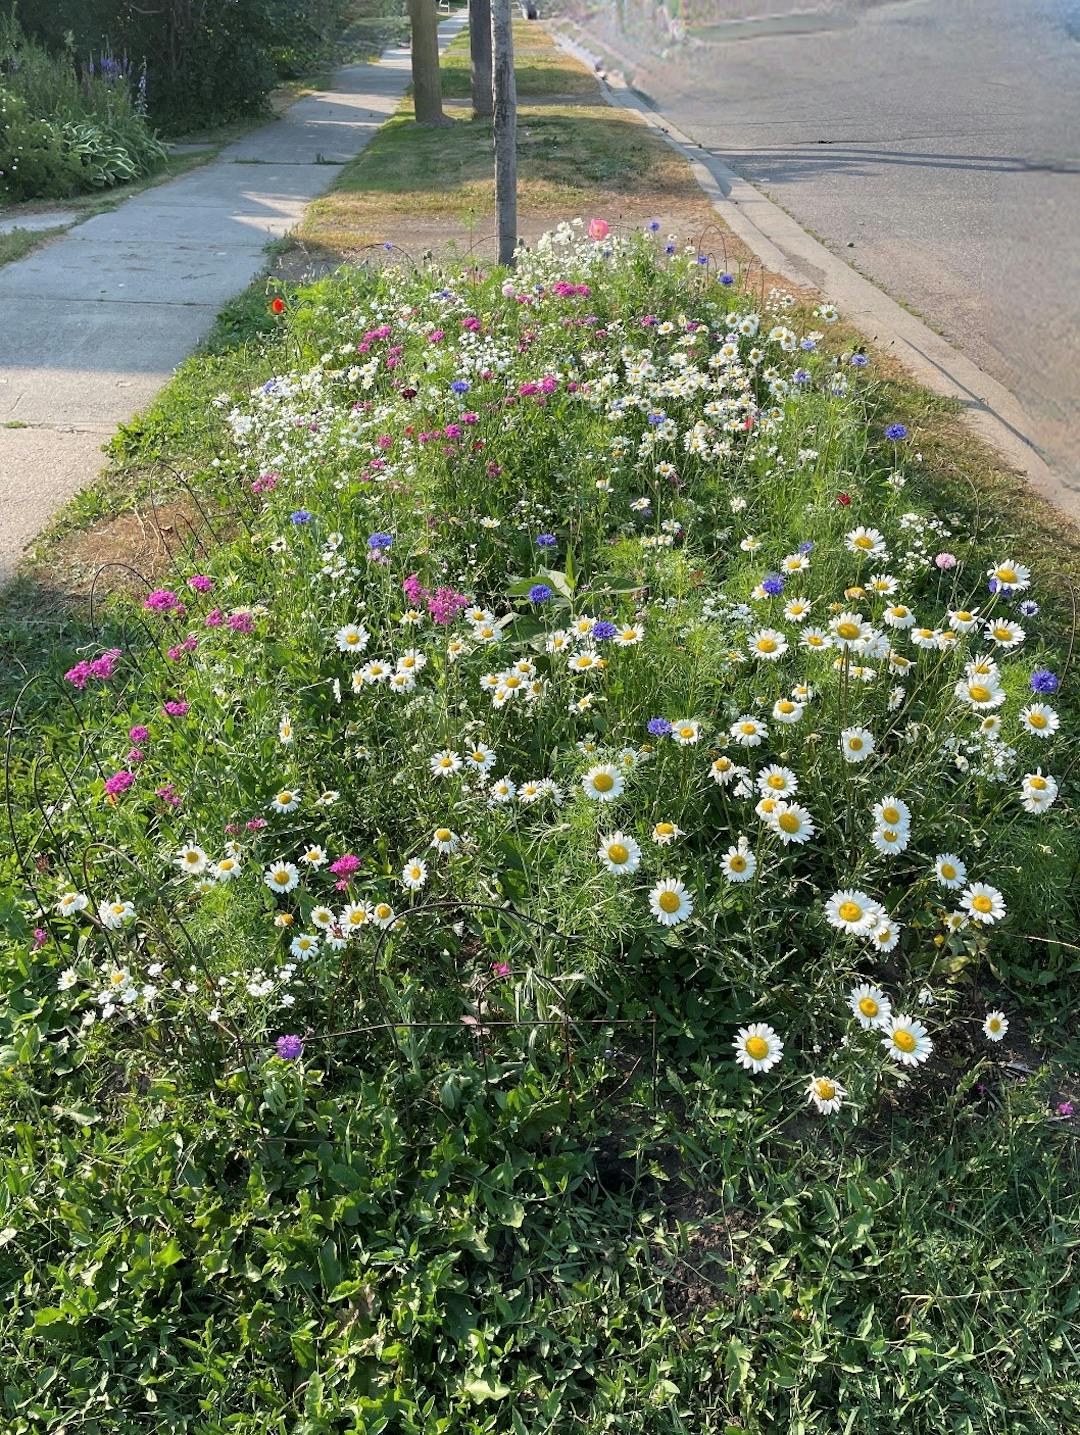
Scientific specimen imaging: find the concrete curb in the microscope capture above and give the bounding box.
[553,24,1063,513]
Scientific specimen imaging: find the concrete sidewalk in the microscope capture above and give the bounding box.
[0,13,468,586]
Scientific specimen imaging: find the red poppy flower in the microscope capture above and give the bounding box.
[837,492,851,506]
[270,296,286,315]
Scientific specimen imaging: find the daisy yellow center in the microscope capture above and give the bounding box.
[408,867,421,879]
[768,775,789,791]
[757,638,778,653]
[278,793,292,804]
[875,928,891,944]
[729,855,747,872]
[679,726,695,738]
[814,1078,836,1100]
[969,685,991,703]
[956,612,972,623]
[349,911,366,926]
[435,829,452,842]
[715,758,732,772]
[972,894,993,914]
[1029,776,1047,791]
[941,862,956,879]
[882,806,901,825]
[839,901,863,923]
[836,622,860,640]
[220,859,235,871]
[997,567,1016,583]
[375,905,393,920]
[892,1029,917,1054]
[989,1018,1002,1032]
[592,772,614,792]
[1028,712,1047,729]
[848,737,864,751]
[504,675,521,688]
[658,890,681,913]
[111,971,126,985]
[345,633,359,644]
[890,607,907,618]
[882,829,899,843]
[858,996,879,1018]
[655,823,675,836]
[745,1035,769,1060]
[777,701,795,714]
[184,853,199,864]
[778,812,801,834]
[854,536,873,549]
[273,872,289,885]
[740,722,757,735]
[279,913,294,926]
[807,635,824,646]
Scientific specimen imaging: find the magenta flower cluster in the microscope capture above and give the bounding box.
[64,647,122,690]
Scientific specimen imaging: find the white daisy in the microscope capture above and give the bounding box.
[730,715,768,747]
[961,882,1006,925]
[670,718,702,746]
[733,1023,783,1074]
[772,698,804,724]
[582,765,624,802]
[983,1010,1008,1042]
[263,862,299,895]
[826,889,881,936]
[401,859,428,890]
[1019,704,1059,738]
[98,898,136,930]
[720,839,756,883]
[648,877,694,927]
[881,1014,933,1066]
[335,623,370,654]
[757,764,798,798]
[839,727,875,764]
[271,789,300,813]
[598,831,642,875]
[430,750,463,778]
[56,891,89,916]
[770,800,816,845]
[175,844,208,875]
[934,853,967,890]
[430,827,459,854]
[807,1074,846,1114]
[748,628,788,661]
[987,559,1030,592]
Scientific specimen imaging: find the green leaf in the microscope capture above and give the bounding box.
[462,1376,511,1402]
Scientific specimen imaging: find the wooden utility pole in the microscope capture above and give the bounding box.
[407,0,446,126]
[491,0,518,266]
[470,0,493,119]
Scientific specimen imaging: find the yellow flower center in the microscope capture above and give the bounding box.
[777,701,795,714]
[767,774,786,790]
[655,823,674,837]
[956,611,972,623]
[940,863,956,880]
[658,890,681,914]
[839,901,863,923]
[836,622,860,640]
[592,772,614,793]
[969,685,991,703]
[858,997,879,1018]
[989,1018,1001,1032]
[273,872,289,885]
[1028,712,1047,729]
[608,843,629,864]
[778,812,800,834]
[972,894,993,914]
[997,567,1016,584]
[740,722,757,735]
[278,793,292,805]
[814,1078,836,1100]
[679,725,695,738]
[745,1035,769,1060]
[854,536,872,549]
[892,1029,917,1054]
[435,829,452,842]
[1029,776,1047,791]
[882,806,901,825]
[882,829,898,843]
[807,635,824,647]
[848,737,864,751]
[890,607,907,618]
[757,638,778,653]
[375,904,393,921]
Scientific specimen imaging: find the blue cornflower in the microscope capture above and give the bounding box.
[368,532,393,550]
[762,573,785,596]
[988,578,1001,594]
[536,533,557,548]
[885,423,909,441]
[648,412,666,426]
[275,1034,303,1061]
[800,338,816,351]
[793,368,812,386]
[1019,599,1040,617]
[850,353,869,367]
[592,620,618,641]
[664,243,676,256]
[1031,669,1059,695]
[290,510,312,525]
[450,378,471,394]
[719,272,734,286]
[798,541,814,555]
[648,218,661,232]
[647,717,673,737]
[696,254,708,265]
[528,583,553,604]
[383,241,393,251]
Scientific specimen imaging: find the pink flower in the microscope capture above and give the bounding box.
[129,725,149,743]
[491,961,510,978]
[935,552,957,570]
[87,648,121,680]
[205,608,223,628]
[246,817,267,831]
[588,218,610,241]
[187,574,213,592]
[64,661,91,690]
[1057,1101,1075,1117]
[104,770,135,797]
[226,612,254,633]
[155,783,181,808]
[163,699,189,717]
[33,927,48,949]
[329,854,360,877]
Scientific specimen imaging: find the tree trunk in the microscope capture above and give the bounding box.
[407,0,446,126]
[491,0,517,266]
[470,0,493,119]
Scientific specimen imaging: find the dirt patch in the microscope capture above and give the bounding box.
[661,1188,750,1316]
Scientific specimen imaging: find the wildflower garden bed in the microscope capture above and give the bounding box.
[2,228,1078,1432]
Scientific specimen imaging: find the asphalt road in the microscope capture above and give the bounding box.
[576,0,1080,509]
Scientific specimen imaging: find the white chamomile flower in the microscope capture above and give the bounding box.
[757,764,798,797]
[826,889,881,936]
[849,983,891,1028]
[710,754,739,786]
[582,765,624,801]
[883,603,915,629]
[335,623,370,654]
[800,627,832,652]
[872,796,910,831]
[720,839,756,883]
[278,714,294,745]
[1020,770,1058,814]
[648,877,694,927]
[730,715,768,747]
[271,788,300,813]
[465,742,496,772]
[987,559,1030,592]
[934,853,967,890]
[670,718,702,746]
[310,905,336,931]
[98,898,136,930]
[430,749,463,778]
[961,882,1006,925]
[339,902,372,935]
[840,727,875,764]
[56,891,90,916]
[870,916,902,953]
[213,855,241,882]
[430,827,459,854]
[871,825,909,856]
[983,1010,1008,1042]
[263,862,299,895]
[372,901,397,929]
[807,1074,846,1114]
[882,1014,933,1066]
[1020,704,1059,738]
[176,844,208,875]
[651,821,682,846]
[783,599,812,623]
[290,933,319,960]
[300,845,327,868]
[748,628,788,661]
[847,526,887,559]
[772,698,804,724]
[401,859,428,890]
[489,777,517,803]
[598,831,641,874]
[770,800,815,845]
[733,1023,783,1074]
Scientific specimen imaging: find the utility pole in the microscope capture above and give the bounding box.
[407,0,446,126]
[491,0,518,266]
[470,0,493,119]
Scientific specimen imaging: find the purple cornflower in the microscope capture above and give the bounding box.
[536,533,557,548]
[988,578,1001,595]
[290,510,312,526]
[792,368,811,386]
[800,338,816,351]
[664,243,676,256]
[648,219,661,232]
[1030,669,1059,695]
[592,620,617,641]
[798,541,814,555]
[647,412,666,426]
[647,717,673,737]
[696,254,708,266]
[32,927,48,950]
[719,272,734,286]
[368,532,393,550]
[450,379,471,394]
[275,1034,303,1061]
[850,353,869,368]
[885,423,909,441]
[762,573,785,596]
[529,583,553,603]
[1019,599,1040,617]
